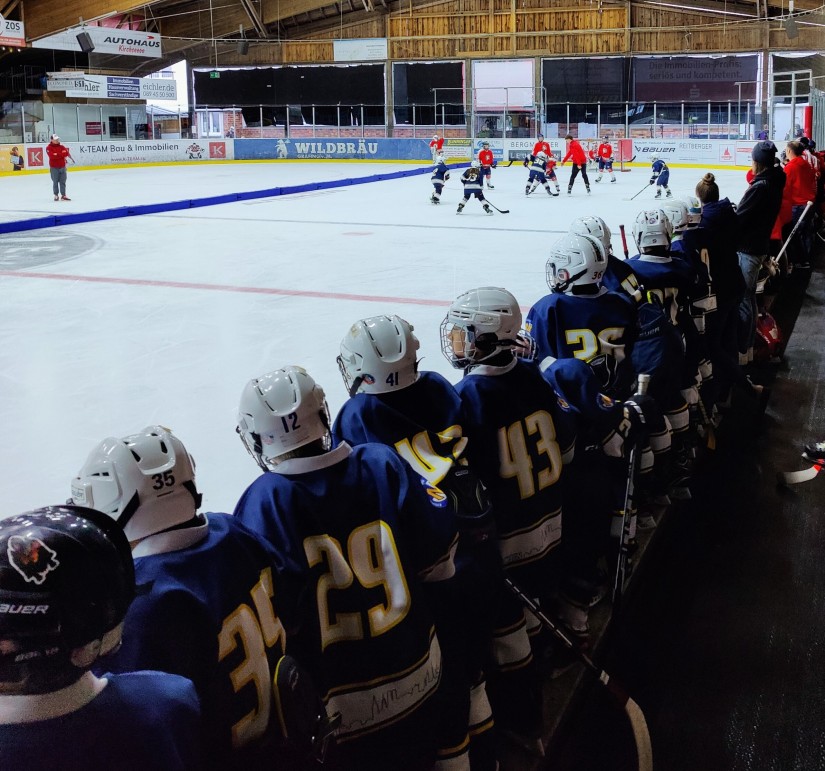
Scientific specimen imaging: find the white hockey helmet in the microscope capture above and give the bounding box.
[633,209,674,252]
[650,155,659,162]
[441,287,523,369]
[338,314,420,396]
[682,195,702,226]
[471,160,480,169]
[661,199,690,232]
[432,134,438,141]
[70,425,201,543]
[237,366,330,471]
[569,215,613,259]
[546,233,607,294]
[535,151,548,162]
[435,154,445,164]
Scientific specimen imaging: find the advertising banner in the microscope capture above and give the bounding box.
[235,138,438,161]
[633,56,757,101]
[49,74,176,100]
[24,140,233,167]
[1,143,26,172]
[33,27,162,58]
[0,14,25,46]
[333,38,388,62]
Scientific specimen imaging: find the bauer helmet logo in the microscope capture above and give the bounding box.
[7,537,60,585]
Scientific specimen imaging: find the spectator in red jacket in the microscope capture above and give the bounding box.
[561,134,590,195]
[46,135,74,201]
[772,140,817,267]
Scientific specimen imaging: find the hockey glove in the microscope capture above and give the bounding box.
[444,171,450,181]
[649,177,656,185]
[438,464,495,542]
[492,160,497,168]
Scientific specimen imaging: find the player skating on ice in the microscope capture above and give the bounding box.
[430,133,444,161]
[478,141,496,188]
[458,161,493,214]
[431,154,450,204]
[532,133,551,159]
[70,425,330,770]
[0,506,203,771]
[595,138,617,183]
[649,155,672,198]
[525,151,558,196]
[545,151,562,194]
[587,142,597,170]
[561,134,591,195]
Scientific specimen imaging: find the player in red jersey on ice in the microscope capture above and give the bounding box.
[595,137,616,183]
[478,141,496,189]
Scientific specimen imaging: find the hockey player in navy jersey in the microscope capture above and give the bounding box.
[458,161,493,214]
[441,288,576,665]
[234,366,461,771]
[526,233,638,381]
[431,154,450,204]
[525,151,558,196]
[332,314,506,769]
[70,425,326,770]
[569,215,642,305]
[649,155,672,198]
[629,209,700,493]
[0,505,203,771]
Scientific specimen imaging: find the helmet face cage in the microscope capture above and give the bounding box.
[0,505,135,694]
[569,216,612,258]
[440,287,522,369]
[237,367,331,471]
[70,426,200,543]
[470,160,480,168]
[546,234,606,293]
[633,209,674,252]
[337,315,420,397]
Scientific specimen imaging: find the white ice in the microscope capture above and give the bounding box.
[0,160,751,515]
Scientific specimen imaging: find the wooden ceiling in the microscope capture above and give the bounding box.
[12,0,825,74]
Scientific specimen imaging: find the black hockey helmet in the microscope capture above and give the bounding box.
[0,505,135,694]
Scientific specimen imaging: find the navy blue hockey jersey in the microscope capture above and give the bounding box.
[626,254,698,326]
[100,514,287,767]
[233,443,457,744]
[602,254,643,305]
[0,672,201,771]
[456,358,575,569]
[332,371,465,487]
[526,288,637,366]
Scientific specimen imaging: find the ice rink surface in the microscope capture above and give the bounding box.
[1,160,751,515]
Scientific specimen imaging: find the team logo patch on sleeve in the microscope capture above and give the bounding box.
[596,393,615,410]
[420,478,448,508]
[7,537,60,585]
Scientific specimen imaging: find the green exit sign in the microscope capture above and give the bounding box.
[210,71,220,79]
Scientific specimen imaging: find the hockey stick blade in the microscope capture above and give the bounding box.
[485,200,509,214]
[777,462,823,486]
[505,577,653,771]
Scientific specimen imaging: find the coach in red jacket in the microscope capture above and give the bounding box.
[561,134,590,195]
[46,135,74,201]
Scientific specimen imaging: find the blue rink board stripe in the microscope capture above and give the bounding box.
[0,164,465,234]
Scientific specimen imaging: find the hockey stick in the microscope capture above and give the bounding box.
[505,576,653,771]
[619,224,630,259]
[627,182,651,201]
[777,461,824,486]
[613,373,651,609]
[694,396,716,451]
[771,200,814,269]
[484,198,509,214]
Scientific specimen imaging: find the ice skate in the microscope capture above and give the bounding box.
[567,187,572,195]
[595,175,602,183]
[430,195,440,204]
[586,186,591,195]
[487,184,494,189]
[456,203,465,214]
[483,204,493,215]
[655,190,662,199]
[610,176,617,183]
[666,189,673,198]
[61,195,71,201]
[54,195,59,201]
